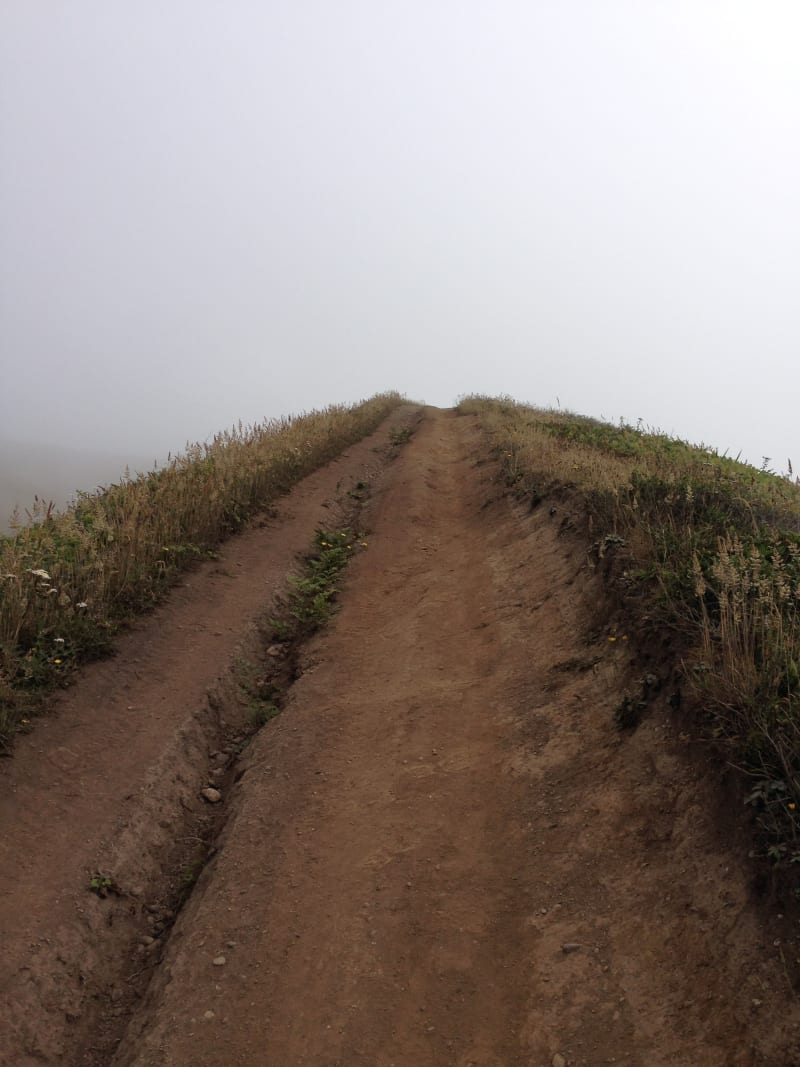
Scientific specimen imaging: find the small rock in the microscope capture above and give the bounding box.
[552,1054,567,1067]
[202,788,222,804]
[212,955,226,967]
[266,644,284,658]
[561,942,581,954]
[752,998,762,1008]
[139,935,155,946]
[203,1010,216,1020]
[226,940,236,949]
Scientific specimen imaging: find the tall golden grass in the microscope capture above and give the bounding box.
[0,393,403,744]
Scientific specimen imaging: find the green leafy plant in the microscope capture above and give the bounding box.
[88,873,117,896]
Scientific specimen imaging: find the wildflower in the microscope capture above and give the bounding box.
[54,637,65,644]
[608,636,617,642]
[77,601,88,609]
[53,658,62,665]
[28,568,51,580]
[790,803,797,811]
[359,542,368,547]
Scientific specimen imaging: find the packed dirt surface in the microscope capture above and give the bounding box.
[3,408,800,1066]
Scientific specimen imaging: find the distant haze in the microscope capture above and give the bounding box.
[2,2,799,496]
[0,438,157,533]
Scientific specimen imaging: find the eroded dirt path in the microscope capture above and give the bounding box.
[0,407,421,1067]
[109,410,800,1066]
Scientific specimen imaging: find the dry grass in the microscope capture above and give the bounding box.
[459,394,800,870]
[0,393,403,746]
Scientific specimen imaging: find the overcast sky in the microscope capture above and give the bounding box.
[2,1,799,472]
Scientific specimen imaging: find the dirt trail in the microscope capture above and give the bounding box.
[3,408,800,1066]
[0,407,420,1066]
[109,410,798,1066]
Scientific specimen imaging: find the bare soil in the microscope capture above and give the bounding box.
[3,408,800,1066]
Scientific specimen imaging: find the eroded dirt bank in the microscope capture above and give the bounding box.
[109,410,800,1066]
[0,405,421,1067]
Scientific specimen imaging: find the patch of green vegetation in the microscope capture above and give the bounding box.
[389,425,414,448]
[287,528,366,633]
[88,873,117,897]
[233,517,370,744]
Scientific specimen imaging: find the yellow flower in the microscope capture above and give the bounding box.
[53,658,62,665]
[608,636,617,643]
[789,803,796,811]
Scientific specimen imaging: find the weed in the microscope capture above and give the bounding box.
[88,873,117,897]
[286,528,364,636]
[268,618,292,642]
[389,426,414,448]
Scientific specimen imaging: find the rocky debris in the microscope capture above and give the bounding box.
[552,1053,567,1067]
[212,956,226,967]
[561,942,581,954]
[201,787,222,804]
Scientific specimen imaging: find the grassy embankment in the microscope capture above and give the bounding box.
[0,393,403,747]
[460,396,800,876]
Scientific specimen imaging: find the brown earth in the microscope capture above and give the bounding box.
[2,407,800,1066]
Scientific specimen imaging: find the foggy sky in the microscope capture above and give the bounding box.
[2,2,799,475]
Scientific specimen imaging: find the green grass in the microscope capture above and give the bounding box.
[0,393,403,749]
[459,395,800,878]
[236,525,373,737]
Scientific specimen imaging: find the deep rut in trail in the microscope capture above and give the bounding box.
[3,408,800,1066]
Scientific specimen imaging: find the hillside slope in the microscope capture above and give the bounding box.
[2,408,799,1066]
